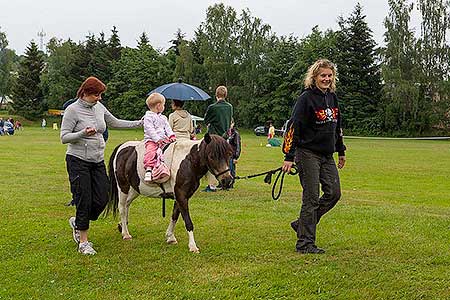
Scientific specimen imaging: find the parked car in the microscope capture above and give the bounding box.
[254,126,266,136]
[254,120,290,137]
[254,124,285,137]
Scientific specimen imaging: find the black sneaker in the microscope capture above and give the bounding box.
[290,220,299,232]
[296,245,325,254]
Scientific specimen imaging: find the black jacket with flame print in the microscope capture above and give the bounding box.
[283,88,346,161]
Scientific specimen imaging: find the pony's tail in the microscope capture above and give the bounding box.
[104,143,122,218]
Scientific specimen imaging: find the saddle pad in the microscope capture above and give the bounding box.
[136,140,176,184]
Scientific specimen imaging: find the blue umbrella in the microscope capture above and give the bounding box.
[149,79,210,101]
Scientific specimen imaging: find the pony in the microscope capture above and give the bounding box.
[105,133,233,253]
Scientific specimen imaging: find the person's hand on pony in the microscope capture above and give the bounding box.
[157,139,166,147]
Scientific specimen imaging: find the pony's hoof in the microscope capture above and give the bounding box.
[166,237,178,245]
[189,247,200,253]
[122,235,132,240]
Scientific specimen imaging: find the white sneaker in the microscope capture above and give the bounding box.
[78,241,97,255]
[144,170,153,182]
[68,217,80,244]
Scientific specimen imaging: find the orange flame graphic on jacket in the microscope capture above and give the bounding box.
[315,110,327,121]
[283,124,294,154]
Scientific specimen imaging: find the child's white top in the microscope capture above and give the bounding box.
[144,111,175,142]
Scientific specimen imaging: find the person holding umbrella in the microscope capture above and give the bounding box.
[168,99,195,140]
[149,79,211,141]
[203,85,233,192]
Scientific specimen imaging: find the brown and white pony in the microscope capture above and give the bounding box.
[105,133,233,253]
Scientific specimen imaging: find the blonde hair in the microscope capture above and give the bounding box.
[215,85,227,99]
[146,93,165,109]
[304,59,337,92]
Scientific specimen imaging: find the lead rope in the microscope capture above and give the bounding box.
[235,165,298,200]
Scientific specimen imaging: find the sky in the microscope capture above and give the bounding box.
[1,0,422,55]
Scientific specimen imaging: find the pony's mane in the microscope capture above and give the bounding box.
[204,135,233,160]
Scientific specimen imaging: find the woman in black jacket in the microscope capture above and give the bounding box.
[282,59,346,254]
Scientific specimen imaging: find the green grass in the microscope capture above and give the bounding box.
[1,128,449,299]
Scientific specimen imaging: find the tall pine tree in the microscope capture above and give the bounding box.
[169,29,186,56]
[336,3,382,134]
[137,32,150,48]
[108,26,122,61]
[12,41,45,119]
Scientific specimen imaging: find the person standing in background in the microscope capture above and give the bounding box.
[203,85,233,192]
[226,121,241,188]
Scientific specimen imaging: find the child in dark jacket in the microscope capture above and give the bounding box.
[226,121,241,188]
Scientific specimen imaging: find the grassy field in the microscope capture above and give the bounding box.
[1,127,449,299]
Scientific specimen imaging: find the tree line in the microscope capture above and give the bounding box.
[0,1,449,136]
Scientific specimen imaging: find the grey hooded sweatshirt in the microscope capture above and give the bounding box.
[61,99,142,162]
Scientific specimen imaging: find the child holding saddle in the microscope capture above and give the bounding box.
[144,93,176,183]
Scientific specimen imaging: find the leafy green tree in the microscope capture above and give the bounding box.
[41,28,122,110]
[177,30,210,118]
[417,0,450,128]
[198,3,240,90]
[40,38,83,108]
[233,8,272,126]
[259,35,302,127]
[259,28,339,129]
[11,41,45,119]
[0,27,17,106]
[336,3,382,134]
[381,0,427,135]
[195,4,276,126]
[297,26,339,69]
[107,44,173,120]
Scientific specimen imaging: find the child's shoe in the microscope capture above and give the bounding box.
[144,169,153,182]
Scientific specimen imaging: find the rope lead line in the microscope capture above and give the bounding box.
[235,165,298,201]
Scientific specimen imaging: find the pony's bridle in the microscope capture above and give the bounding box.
[208,166,230,179]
